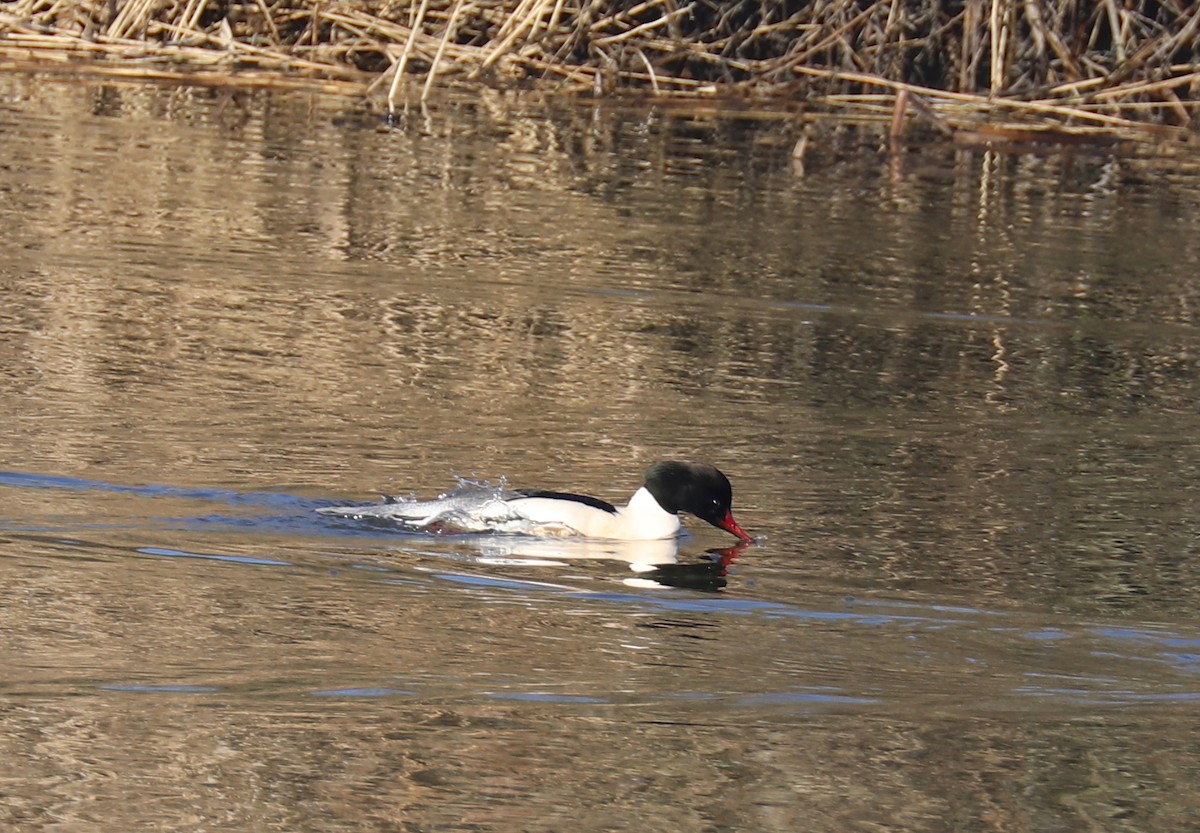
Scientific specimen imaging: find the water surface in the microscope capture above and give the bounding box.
[2,75,1200,832]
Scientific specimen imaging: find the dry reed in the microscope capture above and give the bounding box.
[2,0,1198,132]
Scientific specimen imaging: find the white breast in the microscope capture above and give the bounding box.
[509,486,680,540]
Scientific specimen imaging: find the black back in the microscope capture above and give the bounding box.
[514,488,618,515]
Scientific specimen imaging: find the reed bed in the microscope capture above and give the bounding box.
[2,0,1198,131]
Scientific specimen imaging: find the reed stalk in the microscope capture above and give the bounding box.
[1,0,1196,132]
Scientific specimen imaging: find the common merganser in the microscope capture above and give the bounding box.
[318,461,754,542]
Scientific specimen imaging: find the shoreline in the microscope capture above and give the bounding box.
[3,1,1198,140]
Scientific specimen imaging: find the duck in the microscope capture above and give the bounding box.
[318,461,753,542]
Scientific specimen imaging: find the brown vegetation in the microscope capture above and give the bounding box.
[1,1,1198,132]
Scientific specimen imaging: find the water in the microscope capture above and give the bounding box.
[2,75,1200,832]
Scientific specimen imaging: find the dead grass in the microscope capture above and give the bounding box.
[2,1,1198,134]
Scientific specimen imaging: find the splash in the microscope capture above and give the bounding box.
[318,476,538,535]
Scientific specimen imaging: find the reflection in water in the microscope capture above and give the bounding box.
[460,529,678,567]
[3,75,1200,831]
[462,535,744,591]
[627,547,742,592]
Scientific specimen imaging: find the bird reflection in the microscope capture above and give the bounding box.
[627,545,745,592]
[468,536,748,592]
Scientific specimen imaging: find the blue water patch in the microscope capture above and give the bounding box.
[1026,630,1072,641]
[0,469,313,510]
[137,546,292,567]
[312,687,417,698]
[1089,626,1200,649]
[1164,653,1200,672]
[432,572,572,593]
[735,691,881,706]
[0,469,385,539]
